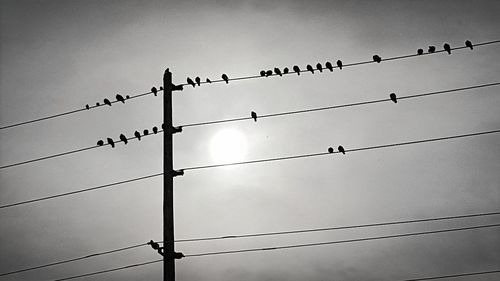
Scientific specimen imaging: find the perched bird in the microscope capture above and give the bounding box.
[159,86,164,90]
[195,77,201,86]
[126,95,130,99]
[266,70,273,77]
[337,60,343,70]
[206,78,212,83]
[328,147,334,153]
[107,138,115,148]
[338,145,345,155]
[325,61,333,72]
[152,126,158,134]
[97,140,104,146]
[428,46,436,53]
[465,40,473,50]
[316,63,323,73]
[151,87,158,96]
[260,70,266,77]
[306,64,314,74]
[187,77,196,88]
[148,240,161,250]
[173,252,185,259]
[222,74,229,84]
[96,102,100,106]
[85,104,90,110]
[443,43,451,55]
[373,55,382,63]
[119,134,128,144]
[389,93,397,103]
[103,98,112,106]
[251,111,257,122]
[134,131,141,141]
[116,94,125,103]
[143,129,149,136]
[293,65,301,75]
[283,67,289,74]
[274,67,282,77]
[417,48,424,55]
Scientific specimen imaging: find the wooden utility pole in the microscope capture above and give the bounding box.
[163,69,175,281]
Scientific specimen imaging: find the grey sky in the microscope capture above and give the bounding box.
[1,0,499,280]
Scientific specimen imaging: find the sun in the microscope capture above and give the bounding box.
[210,128,248,164]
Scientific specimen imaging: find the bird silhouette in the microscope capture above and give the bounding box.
[274,67,282,77]
[293,65,301,75]
[107,138,115,148]
[119,134,128,144]
[316,63,323,73]
[338,145,345,154]
[390,93,397,103]
[373,55,382,63]
[417,48,424,55]
[104,98,112,106]
[148,240,161,250]
[260,70,266,77]
[465,40,473,50]
[195,77,201,86]
[96,102,100,106]
[116,94,125,103]
[159,86,163,90]
[222,74,229,84]
[151,87,158,96]
[283,67,289,74]
[85,104,90,110]
[187,77,196,88]
[328,147,334,153]
[306,64,314,74]
[428,46,436,53]
[134,131,141,141]
[126,95,130,99]
[143,129,148,136]
[325,62,333,72]
[443,43,451,54]
[152,126,158,134]
[97,140,104,146]
[206,78,212,83]
[251,111,257,122]
[266,70,273,77]
[337,60,343,70]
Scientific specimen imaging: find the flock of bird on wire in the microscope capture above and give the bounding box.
[95,40,474,150]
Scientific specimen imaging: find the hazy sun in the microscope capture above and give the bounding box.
[210,128,248,164]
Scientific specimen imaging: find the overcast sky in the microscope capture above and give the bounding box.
[1,0,499,280]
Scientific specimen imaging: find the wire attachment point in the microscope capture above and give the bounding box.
[172,169,184,177]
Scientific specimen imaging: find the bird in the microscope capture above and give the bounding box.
[293,65,301,75]
[266,70,273,77]
[126,95,130,99]
[337,60,343,70]
[373,55,382,63]
[260,70,266,77]
[417,48,424,55]
[173,252,185,259]
[465,40,473,50]
[195,77,201,86]
[116,94,125,103]
[206,78,212,83]
[251,111,257,122]
[134,131,141,141]
[148,240,161,250]
[151,87,158,96]
[187,77,196,87]
[338,145,345,155]
[443,43,451,54]
[428,46,436,53]
[325,61,333,72]
[103,98,112,106]
[85,104,90,110]
[97,140,104,146]
[316,63,323,73]
[96,102,100,106]
[283,67,289,74]
[306,64,314,74]
[274,67,282,77]
[152,126,158,134]
[107,138,115,148]
[143,129,149,136]
[328,147,334,153]
[389,93,397,103]
[222,74,229,84]
[159,86,163,90]
[119,134,128,144]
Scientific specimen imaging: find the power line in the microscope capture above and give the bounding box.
[1,39,499,132]
[1,81,498,171]
[1,128,499,209]
[44,224,500,281]
[400,270,500,281]
[3,211,498,276]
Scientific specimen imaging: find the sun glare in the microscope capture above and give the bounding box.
[210,128,248,164]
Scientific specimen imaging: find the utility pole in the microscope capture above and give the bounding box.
[163,69,175,281]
